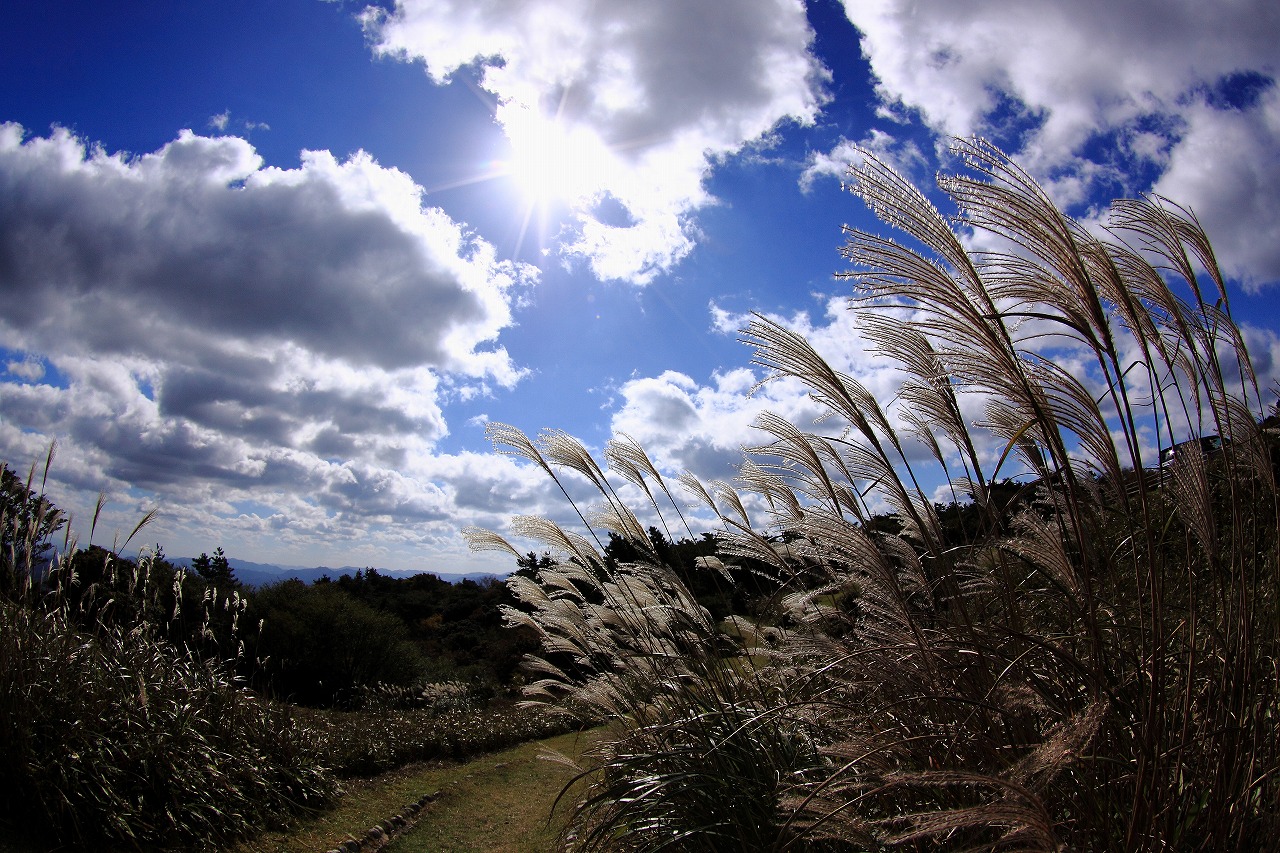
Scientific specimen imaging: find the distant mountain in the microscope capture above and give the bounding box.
[168,556,506,588]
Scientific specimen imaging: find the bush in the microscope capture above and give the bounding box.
[348,679,481,713]
[0,575,336,850]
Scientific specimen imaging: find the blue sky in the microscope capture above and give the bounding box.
[1,0,1278,573]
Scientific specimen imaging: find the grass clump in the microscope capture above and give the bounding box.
[473,138,1280,850]
[0,470,336,850]
[294,700,580,778]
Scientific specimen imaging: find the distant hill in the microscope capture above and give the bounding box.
[168,556,507,589]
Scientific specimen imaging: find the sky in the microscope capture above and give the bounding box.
[1,0,1279,575]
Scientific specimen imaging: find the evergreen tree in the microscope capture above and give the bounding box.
[192,546,237,588]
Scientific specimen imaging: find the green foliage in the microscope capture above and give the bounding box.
[246,579,428,707]
[331,568,539,687]
[476,139,1280,851]
[192,546,237,589]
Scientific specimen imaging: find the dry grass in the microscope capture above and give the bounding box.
[472,138,1280,851]
[0,491,335,851]
[290,700,580,777]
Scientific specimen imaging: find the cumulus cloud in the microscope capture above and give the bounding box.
[611,369,751,480]
[825,0,1280,286]
[625,296,1138,506]
[363,0,828,284]
[800,128,927,191]
[0,124,541,568]
[0,124,531,376]
[597,297,989,533]
[1152,88,1280,291]
[5,355,43,382]
[609,298,887,482]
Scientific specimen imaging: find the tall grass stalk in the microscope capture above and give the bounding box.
[474,138,1279,851]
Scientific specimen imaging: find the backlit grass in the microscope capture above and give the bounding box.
[472,139,1280,850]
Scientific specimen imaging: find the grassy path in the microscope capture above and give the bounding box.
[231,727,600,853]
[384,728,599,852]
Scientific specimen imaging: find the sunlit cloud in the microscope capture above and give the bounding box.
[363,0,828,284]
[3,0,1276,576]
[821,0,1280,286]
[0,123,540,567]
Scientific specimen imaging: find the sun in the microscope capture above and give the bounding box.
[502,107,621,207]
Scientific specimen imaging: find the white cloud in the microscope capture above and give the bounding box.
[828,0,1280,285]
[1152,89,1280,291]
[609,297,885,483]
[5,355,44,382]
[364,0,829,284]
[0,125,535,377]
[614,289,1280,534]
[800,128,927,192]
[0,124,543,569]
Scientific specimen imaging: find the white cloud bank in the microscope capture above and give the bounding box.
[828,0,1280,289]
[0,124,549,569]
[363,0,828,284]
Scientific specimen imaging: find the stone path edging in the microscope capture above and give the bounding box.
[323,789,441,853]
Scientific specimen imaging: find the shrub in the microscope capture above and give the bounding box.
[473,139,1280,850]
[349,679,480,713]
